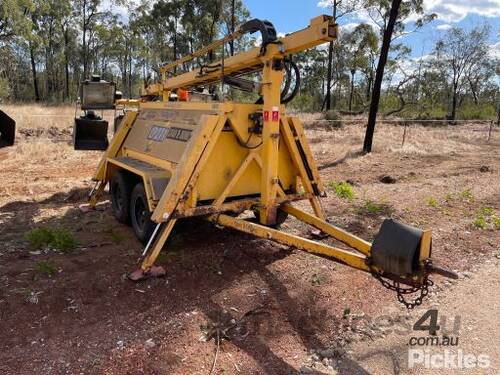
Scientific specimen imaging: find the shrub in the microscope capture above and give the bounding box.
[364,200,383,214]
[461,189,474,202]
[324,110,343,128]
[492,216,500,230]
[479,207,493,216]
[426,197,439,208]
[329,181,354,201]
[35,261,57,277]
[472,216,487,230]
[25,227,78,252]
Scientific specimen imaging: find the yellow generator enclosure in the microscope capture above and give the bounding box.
[93,100,324,227]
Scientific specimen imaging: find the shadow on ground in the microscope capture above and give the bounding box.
[0,188,379,374]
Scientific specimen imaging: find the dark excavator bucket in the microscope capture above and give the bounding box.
[0,110,15,148]
[73,112,109,151]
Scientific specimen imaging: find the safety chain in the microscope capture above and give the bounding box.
[372,273,434,309]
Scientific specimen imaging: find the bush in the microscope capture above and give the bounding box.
[35,260,57,277]
[329,181,354,201]
[472,216,487,230]
[364,200,383,214]
[493,216,500,230]
[25,227,78,252]
[323,110,343,128]
[426,197,439,208]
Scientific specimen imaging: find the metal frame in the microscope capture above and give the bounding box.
[86,15,455,288]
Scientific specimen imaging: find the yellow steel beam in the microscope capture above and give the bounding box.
[280,117,325,219]
[209,214,370,272]
[288,117,325,194]
[156,16,336,92]
[160,30,244,76]
[140,219,177,271]
[214,152,258,206]
[281,203,372,255]
[93,111,138,181]
[259,47,284,225]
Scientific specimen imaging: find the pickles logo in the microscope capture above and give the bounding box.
[408,309,490,369]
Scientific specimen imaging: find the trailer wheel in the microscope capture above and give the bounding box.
[110,171,132,224]
[130,182,156,244]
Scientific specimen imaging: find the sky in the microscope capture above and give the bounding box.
[243,0,500,58]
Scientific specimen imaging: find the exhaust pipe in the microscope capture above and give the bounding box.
[0,110,15,148]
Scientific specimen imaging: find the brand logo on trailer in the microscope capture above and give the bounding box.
[148,125,192,142]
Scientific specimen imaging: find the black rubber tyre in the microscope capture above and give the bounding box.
[130,183,156,244]
[110,171,132,224]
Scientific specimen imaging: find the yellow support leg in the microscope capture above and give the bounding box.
[140,219,177,271]
[209,214,371,273]
[129,219,177,281]
[282,203,371,255]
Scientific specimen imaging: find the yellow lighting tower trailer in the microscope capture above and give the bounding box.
[80,15,457,308]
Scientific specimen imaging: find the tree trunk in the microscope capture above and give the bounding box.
[325,41,333,111]
[230,0,235,56]
[325,1,337,112]
[349,69,355,111]
[29,41,40,102]
[451,85,458,121]
[363,0,402,153]
[366,68,373,101]
[128,51,132,98]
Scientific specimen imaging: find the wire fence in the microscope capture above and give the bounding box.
[303,119,498,144]
[8,112,499,145]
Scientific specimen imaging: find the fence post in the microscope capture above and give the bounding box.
[488,120,493,142]
[401,120,408,147]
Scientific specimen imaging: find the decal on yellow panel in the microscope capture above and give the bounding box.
[122,109,215,164]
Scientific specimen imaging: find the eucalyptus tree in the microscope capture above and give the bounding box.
[431,25,491,120]
[363,0,436,153]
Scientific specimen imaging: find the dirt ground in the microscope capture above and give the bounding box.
[0,105,499,375]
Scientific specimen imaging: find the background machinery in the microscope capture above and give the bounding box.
[73,75,121,151]
[80,15,457,307]
[0,110,15,148]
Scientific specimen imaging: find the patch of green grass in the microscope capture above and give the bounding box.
[492,216,500,230]
[461,188,474,202]
[358,200,394,217]
[426,197,439,208]
[329,181,354,201]
[472,216,488,230]
[25,227,78,252]
[478,207,494,217]
[343,308,351,319]
[35,260,57,277]
[364,200,383,214]
[108,230,124,245]
[311,273,322,286]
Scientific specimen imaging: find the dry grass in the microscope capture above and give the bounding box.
[2,104,76,131]
[1,103,115,131]
[0,104,497,208]
[300,115,492,156]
